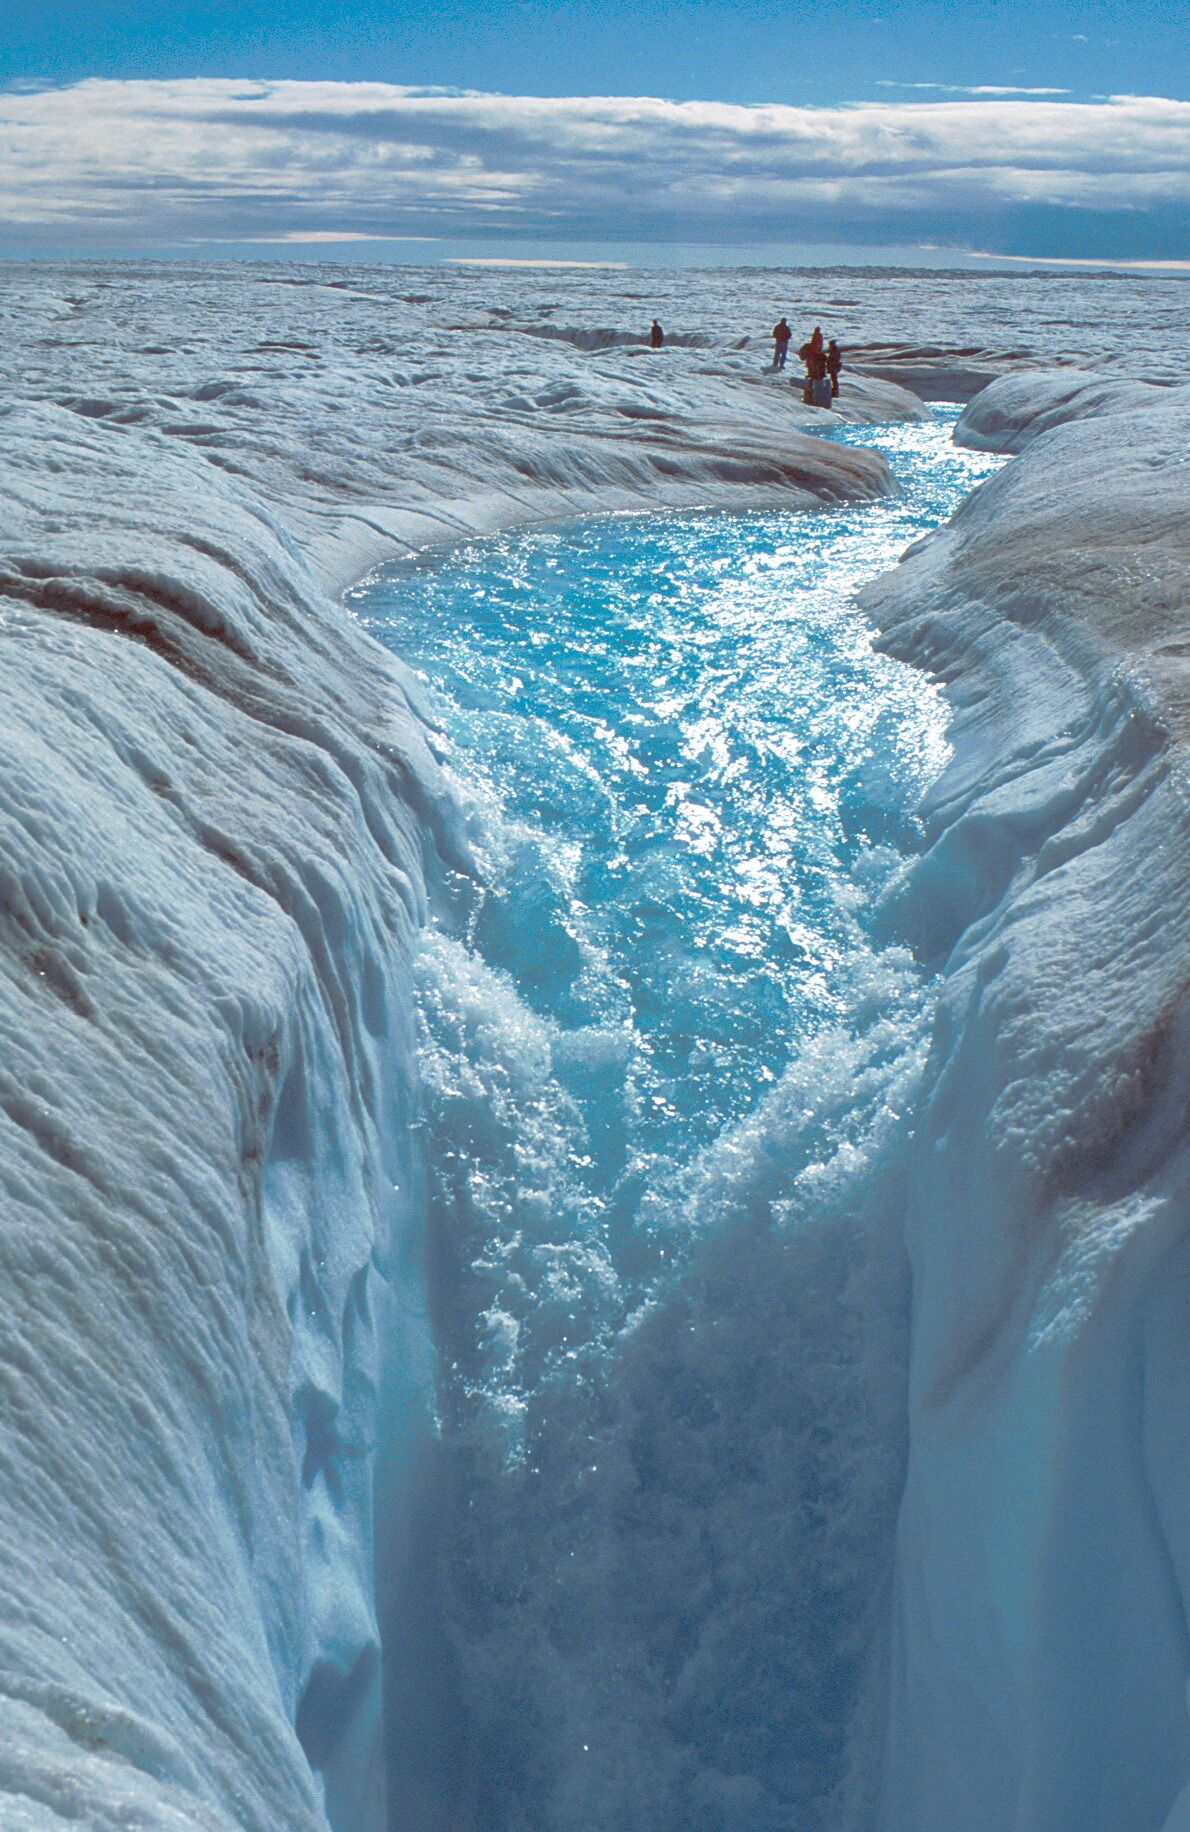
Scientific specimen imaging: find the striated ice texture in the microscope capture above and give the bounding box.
[866,374,1190,1830]
[0,263,1186,1828]
[0,264,918,1829]
[0,410,462,1831]
[954,367,1185,452]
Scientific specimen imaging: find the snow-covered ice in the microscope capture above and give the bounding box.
[0,260,1187,1829]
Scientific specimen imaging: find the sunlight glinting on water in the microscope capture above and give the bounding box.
[354,412,999,1212]
[352,409,1005,1830]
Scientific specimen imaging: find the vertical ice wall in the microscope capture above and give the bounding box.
[862,380,1190,1831]
[0,402,465,1829]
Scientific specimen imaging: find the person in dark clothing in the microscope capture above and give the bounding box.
[650,319,664,349]
[826,339,842,397]
[798,326,827,380]
[796,326,828,401]
[772,317,792,370]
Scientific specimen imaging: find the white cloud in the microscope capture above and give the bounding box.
[876,82,1071,95]
[969,250,1190,269]
[0,79,1185,252]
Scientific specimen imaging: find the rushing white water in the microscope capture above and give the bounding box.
[352,413,1003,1828]
[0,261,1185,1832]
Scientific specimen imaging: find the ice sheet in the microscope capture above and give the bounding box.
[0,260,1186,1828]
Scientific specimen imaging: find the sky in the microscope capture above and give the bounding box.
[1,0,1186,266]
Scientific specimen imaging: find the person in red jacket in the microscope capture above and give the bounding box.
[799,326,827,379]
[798,326,827,401]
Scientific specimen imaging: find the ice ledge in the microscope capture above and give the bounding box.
[955,368,1189,455]
[856,383,1190,1831]
[0,404,460,1830]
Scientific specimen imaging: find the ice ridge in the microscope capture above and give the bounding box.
[861,380,1190,1830]
[0,401,461,1829]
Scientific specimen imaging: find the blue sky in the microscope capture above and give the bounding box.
[5,0,1186,104]
[1,0,1186,264]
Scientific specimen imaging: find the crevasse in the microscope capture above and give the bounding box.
[352,418,999,1828]
[0,265,1187,1832]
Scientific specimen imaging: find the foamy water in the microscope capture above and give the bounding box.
[349,412,1002,1828]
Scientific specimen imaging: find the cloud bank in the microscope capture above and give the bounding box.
[0,78,1186,258]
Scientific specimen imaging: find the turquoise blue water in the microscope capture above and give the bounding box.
[352,411,1003,1830]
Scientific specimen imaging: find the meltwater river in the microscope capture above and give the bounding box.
[351,412,1003,1831]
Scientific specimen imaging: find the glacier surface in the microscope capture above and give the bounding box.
[865,375,1190,1830]
[0,262,1186,1828]
[0,263,932,1830]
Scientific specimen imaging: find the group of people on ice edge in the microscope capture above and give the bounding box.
[774,319,843,402]
[649,314,843,407]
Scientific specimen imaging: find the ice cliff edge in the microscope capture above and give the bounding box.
[0,400,466,1829]
[861,379,1190,1831]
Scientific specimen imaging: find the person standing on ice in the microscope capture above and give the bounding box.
[650,319,665,348]
[827,338,843,397]
[772,317,792,369]
[799,326,827,379]
[799,326,827,402]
